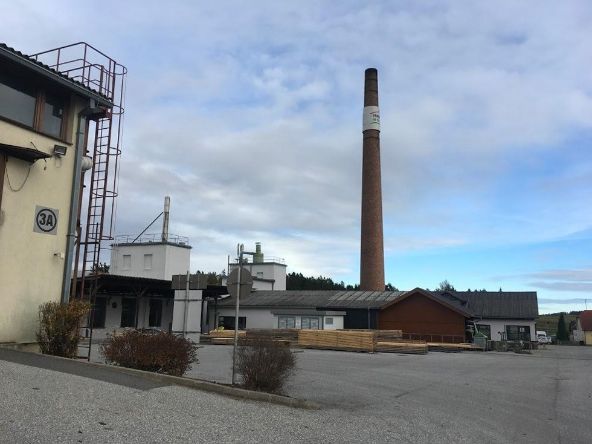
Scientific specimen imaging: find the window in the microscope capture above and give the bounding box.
[476,324,491,339]
[218,316,246,330]
[0,71,37,127]
[121,298,137,328]
[278,316,295,329]
[325,317,334,326]
[0,68,68,139]
[256,272,264,278]
[148,299,162,327]
[301,317,320,329]
[506,325,531,341]
[92,297,107,329]
[144,254,153,270]
[122,254,131,270]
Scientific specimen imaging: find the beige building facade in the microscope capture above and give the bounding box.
[0,43,112,345]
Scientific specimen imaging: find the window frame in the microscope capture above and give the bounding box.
[0,64,71,142]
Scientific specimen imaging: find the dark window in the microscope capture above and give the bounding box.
[218,316,246,330]
[476,324,491,339]
[148,299,163,328]
[41,92,65,138]
[92,297,107,328]
[121,298,137,328]
[0,68,68,139]
[0,71,37,127]
[506,325,531,341]
[301,317,320,329]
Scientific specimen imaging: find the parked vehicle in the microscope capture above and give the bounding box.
[537,330,551,344]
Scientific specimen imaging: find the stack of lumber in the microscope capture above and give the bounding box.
[209,330,246,345]
[245,329,299,344]
[375,330,403,342]
[298,329,375,352]
[427,342,480,352]
[375,339,428,355]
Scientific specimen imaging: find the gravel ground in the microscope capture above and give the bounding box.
[1,345,590,443]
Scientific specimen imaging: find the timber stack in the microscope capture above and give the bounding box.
[298,329,376,352]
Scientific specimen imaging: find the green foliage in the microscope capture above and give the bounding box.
[101,330,198,376]
[437,280,455,292]
[237,337,296,394]
[556,313,569,341]
[91,262,110,274]
[286,271,397,291]
[36,300,90,358]
[536,313,578,336]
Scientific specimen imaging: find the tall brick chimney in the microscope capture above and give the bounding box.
[360,68,385,291]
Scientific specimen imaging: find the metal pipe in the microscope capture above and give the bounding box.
[61,102,92,304]
[232,244,243,385]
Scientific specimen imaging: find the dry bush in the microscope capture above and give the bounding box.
[101,330,198,376]
[36,300,90,358]
[237,337,296,394]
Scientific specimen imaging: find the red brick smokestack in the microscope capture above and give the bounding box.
[360,68,385,291]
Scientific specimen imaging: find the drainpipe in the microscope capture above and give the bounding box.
[61,100,104,304]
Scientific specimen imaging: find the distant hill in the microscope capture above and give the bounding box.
[536,312,580,336]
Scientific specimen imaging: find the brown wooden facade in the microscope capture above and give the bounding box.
[378,290,468,341]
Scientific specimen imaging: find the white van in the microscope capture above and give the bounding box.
[537,331,551,344]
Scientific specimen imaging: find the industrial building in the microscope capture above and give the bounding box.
[212,288,539,342]
[0,42,124,347]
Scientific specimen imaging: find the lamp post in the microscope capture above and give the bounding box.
[231,244,255,386]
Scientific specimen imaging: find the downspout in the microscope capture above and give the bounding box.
[61,99,104,304]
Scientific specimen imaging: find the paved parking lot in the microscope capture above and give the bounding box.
[2,345,591,443]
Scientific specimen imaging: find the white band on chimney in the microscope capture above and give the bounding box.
[363,106,380,131]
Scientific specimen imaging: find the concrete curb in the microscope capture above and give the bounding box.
[0,347,320,410]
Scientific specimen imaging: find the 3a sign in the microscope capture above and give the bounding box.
[33,206,59,235]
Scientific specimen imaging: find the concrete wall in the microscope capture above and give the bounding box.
[110,243,190,280]
[171,289,202,342]
[0,96,86,344]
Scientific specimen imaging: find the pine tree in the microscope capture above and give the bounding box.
[556,313,569,341]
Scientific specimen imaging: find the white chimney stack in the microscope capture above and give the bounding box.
[162,196,170,242]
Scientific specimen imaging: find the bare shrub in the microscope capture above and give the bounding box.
[236,337,296,394]
[36,300,90,358]
[101,330,198,376]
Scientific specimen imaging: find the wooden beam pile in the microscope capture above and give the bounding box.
[246,329,299,344]
[375,339,428,355]
[209,329,246,345]
[427,342,480,352]
[298,329,376,352]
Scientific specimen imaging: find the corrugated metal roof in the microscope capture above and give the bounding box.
[0,43,113,106]
[218,289,538,320]
[447,291,539,319]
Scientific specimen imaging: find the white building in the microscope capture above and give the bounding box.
[223,242,287,291]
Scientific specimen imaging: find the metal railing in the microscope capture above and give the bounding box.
[402,333,465,344]
[114,233,189,245]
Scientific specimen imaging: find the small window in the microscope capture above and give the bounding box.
[144,254,153,270]
[476,324,491,339]
[122,254,131,270]
[41,92,66,138]
[256,271,264,278]
[325,317,334,326]
[278,316,295,329]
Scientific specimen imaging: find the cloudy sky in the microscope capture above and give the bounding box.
[4,1,591,313]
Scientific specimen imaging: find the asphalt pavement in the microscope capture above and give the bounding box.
[1,345,591,443]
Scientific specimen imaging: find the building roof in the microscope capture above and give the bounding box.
[217,288,538,319]
[0,42,113,107]
[580,310,592,331]
[449,291,539,319]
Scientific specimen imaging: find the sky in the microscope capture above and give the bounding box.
[3,1,591,313]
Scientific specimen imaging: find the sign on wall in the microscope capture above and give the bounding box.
[33,205,59,235]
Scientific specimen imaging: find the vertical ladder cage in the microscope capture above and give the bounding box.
[31,43,127,359]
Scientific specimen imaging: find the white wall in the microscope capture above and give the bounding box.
[110,243,190,280]
[477,319,537,341]
[172,289,202,342]
[208,307,343,331]
[229,262,287,290]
